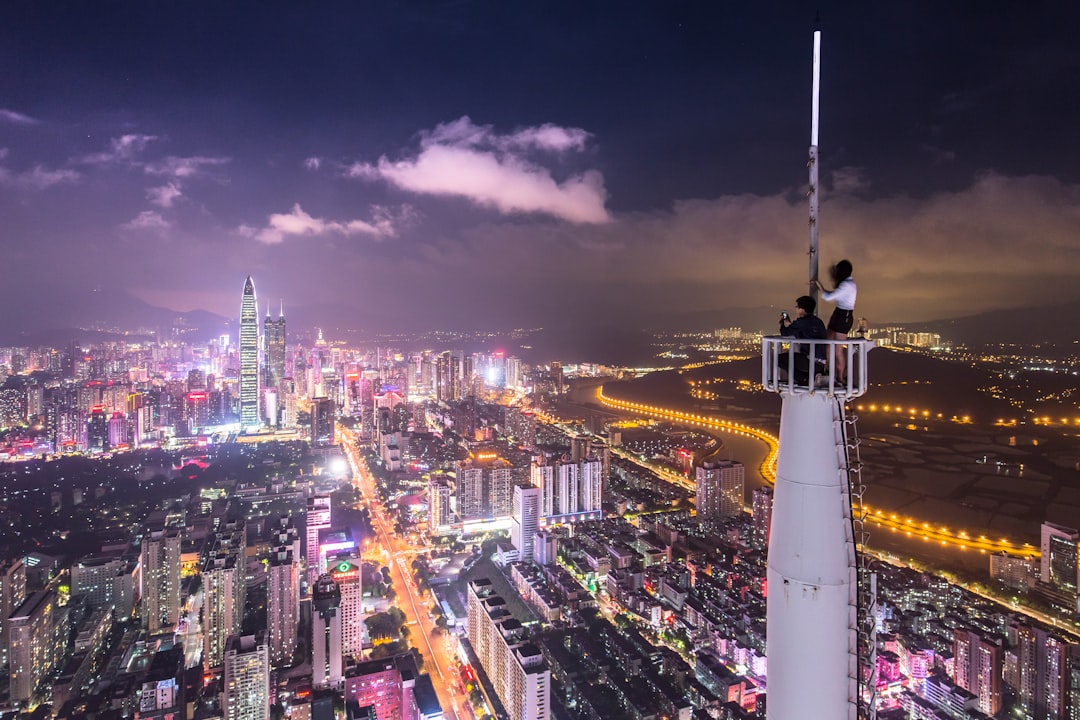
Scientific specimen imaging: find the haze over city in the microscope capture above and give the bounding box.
[3,3,1080,336]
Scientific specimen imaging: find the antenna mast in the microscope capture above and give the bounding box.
[808,29,821,312]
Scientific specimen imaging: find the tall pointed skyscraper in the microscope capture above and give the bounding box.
[264,300,287,390]
[239,276,260,431]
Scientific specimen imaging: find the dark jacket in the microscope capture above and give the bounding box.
[779,315,828,361]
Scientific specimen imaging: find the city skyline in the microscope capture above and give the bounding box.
[3,3,1080,334]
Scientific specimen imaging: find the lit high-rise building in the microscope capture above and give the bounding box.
[1040,522,1079,611]
[224,632,270,720]
[468,578,550,720]
[312,574,344,688]
[511,485,541,562]
[531,456,602,523]
[311,396,335,446]
[695,459,745,520]
[752,486,773,550]
[264,302,287,390]
[239,276,260,431]
[267,547,299,666]
[306,496,332,583]
[8,589,59,706]
[455,452,519,521]
[1,558,27,666]
[330,556,364,658]
[142,524,182,635]
[203,529,246,668]
[429,477,452,531]
[953,628,1002,716]
[1015,624,1075,720]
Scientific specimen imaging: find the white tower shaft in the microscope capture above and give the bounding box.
[766,390,854,720]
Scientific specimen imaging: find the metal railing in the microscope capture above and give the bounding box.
[762,337,875,398]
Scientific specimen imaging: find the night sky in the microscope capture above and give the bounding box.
[3,2,1080,332]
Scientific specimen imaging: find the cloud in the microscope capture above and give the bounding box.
[80,134,157,165]
[144,155,230,178]
[348,116,610,224]
[241,203,393,244]
[0,108,37,125]
[0,164,80,190]
[121,210,171,232]
[831,167,869,194]
[147,182,183,207]
[305,157,321,170]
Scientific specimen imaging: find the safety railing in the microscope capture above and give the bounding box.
[762,337,875,398]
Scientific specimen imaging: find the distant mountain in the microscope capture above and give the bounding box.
[0,286,229,345]
[897,300,1080,346]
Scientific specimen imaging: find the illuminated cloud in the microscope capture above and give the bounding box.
[305,156,321,170]
[121,210,171,232]
[147,182,183,207]
[348,116,610,224]
[241,203,391,244]
[0,108,37,125]
[0,163,80,190]
[80,134,157,165]
[144,155,230,178]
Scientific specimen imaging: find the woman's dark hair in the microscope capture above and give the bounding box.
[830,259,853,287]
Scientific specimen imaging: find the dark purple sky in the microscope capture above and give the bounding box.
[2,2,1080,330]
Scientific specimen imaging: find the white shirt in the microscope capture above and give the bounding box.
[822,277,856,311]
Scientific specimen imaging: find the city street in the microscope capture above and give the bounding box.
[339,425,467,720]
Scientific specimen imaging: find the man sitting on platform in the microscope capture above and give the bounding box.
[778,295,828,385]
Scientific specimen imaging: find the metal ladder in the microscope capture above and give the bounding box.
[835,399,878,720]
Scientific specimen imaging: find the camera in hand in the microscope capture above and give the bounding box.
[781,311,789,321]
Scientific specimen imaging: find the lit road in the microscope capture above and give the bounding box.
[338,425,465,720]
[594,387,1041,560]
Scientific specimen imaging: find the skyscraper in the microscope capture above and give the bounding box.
[1,558,27,666]
[224,632,270,720]
[695,459,745,520]
[8,590,59,706]
[313,574,344,688]
[203,528,246,669]
[306,496,332,583]
[264,302,287,391]
[239,276,260,431]
[267,547,299,667]
[329,556,364,659]
[142,524,182,635]
[751,486,773,550]
[953,628,1003,716]
[311,396,335,446]
[511,485,542,562]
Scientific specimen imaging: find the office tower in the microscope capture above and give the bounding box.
[143,524,182,635]
[306,496,333,582]
[330,556,363,658]
[224,632,270,720]
[311,396,335,446]
[8,589,58,706]
[267,547,299,666]
[313,574,344,688]
[695,459,745,520]
[70,555,138,617]
[1,558,26,666]
[203,529,246,669]
[953,629,1003,716]
[344,651,442,720]
[512,485,542,562]
[429,477,452,531]
[1040,522,1080,609]
[752,486,774,550]
[468,579,550,720]
[264,302,287,390]
[239,276,260,431]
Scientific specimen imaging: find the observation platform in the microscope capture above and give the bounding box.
[761,337,875,399]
